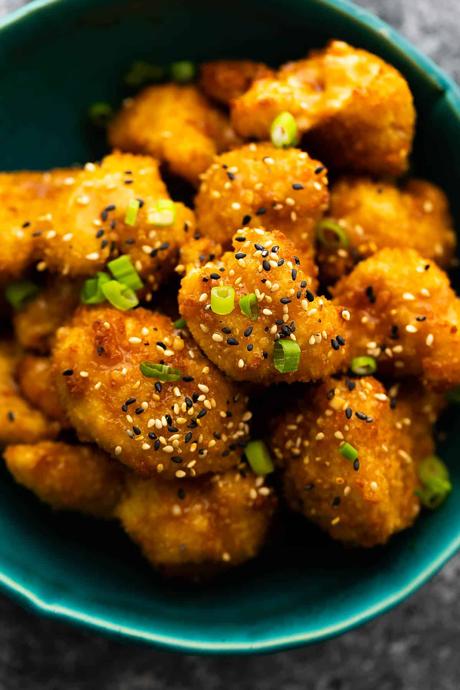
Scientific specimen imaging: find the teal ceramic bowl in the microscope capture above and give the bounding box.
[1,0,460,654]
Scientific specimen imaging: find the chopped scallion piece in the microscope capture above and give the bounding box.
[170,61,196,83]
[107,255,143,291]
[350,356,377,376]
[81,272,110,305]
[125,198,141,226]
[101,280,139,310]
[174,317,187,329]
[239,293,259,320]
[316,219,349,249]
[5,280,39,310]
[140,362,182,381]
[270,111,298,148]
[88,101,113,128]
[416,455,452,509]
[124,61,165,88]
[148,199,176,226]
[210,286,235,315]
[273,339,301,373]
[245,440,274,475]
[340,442,358,462]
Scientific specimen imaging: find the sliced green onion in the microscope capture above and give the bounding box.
[125,198,141,227]
[316,219,349,249]
[101,280,139,311]
[174,317,187,329]
[140,362,182,381]
[88,101,113,128]
[107,255,143,291]
[245,440,274,475]
[170,61,196,83]
[273,339,301,373]
[5,280,39,310]
[350,356,377,376]
[148,199,176,226]
[210,286,235,315]
[416,455,451,509]
[270,111,298,148]
[239,293,259,321]
[124,61,165,88]
[340,442,358,462]
[81,272,111,305]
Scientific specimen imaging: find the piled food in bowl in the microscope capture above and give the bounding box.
[1,40,458,577]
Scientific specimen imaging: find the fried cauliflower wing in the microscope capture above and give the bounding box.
[36,152,195,287]
[116,467,276,576]
[232,41,415,176]
[332,247,460,389]
[195,142,328,271]
[53,306,251,479]
[179,227,349,383]
[270,376,437,547]
[13,278,80,353]
[0,169,73,280]
[109,84,240,185]
[199,60,273,105]
[17,355,69,426]
[0,343,59,444]
[4,441,123,517]
[318,177,456,283]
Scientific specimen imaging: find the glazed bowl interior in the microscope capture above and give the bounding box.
[0,0,460,653]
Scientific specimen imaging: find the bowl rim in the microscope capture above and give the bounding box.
[1,0,460,654]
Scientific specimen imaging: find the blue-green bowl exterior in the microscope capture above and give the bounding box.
[0,0,459,654]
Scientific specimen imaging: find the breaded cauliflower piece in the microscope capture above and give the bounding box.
[0,169,72,279]
[332,247,460,389]
[109,84,240,185]
[116,467,276,576]
[270,376,436,547]
[13,279,80,353]
[199,60,273,105]
[53,307,251,479]
[0,343,59,444]
[232,41,415,176]
[4,441,123,517]
[179,227,349,383]
[318,177,456,283]
[37,152,195,286]
[195,142,328,271]
[17,355,69,426]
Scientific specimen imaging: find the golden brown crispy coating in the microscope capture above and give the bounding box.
[0,343,59,444]
[13,279,80,353]
[53,306,251,479]
[178,235,223,272]
[0,169,73,279]
[109,85,240,185]
[36,152,195,287]
[4,441,124,517]
[270,376,432,547]
[116,467,276,575]
[17,355,69,426]
[232,41,415,176]
[318,177,456,283]
[332,247,460,389]
[179,227,349,383]
[199,60,273,105]
[195,142,328,271]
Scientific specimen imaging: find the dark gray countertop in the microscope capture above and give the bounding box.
[0,0,459,687]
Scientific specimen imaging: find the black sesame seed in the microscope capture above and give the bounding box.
[365,286,376,304]
[184,432,193,443]
[132,426,142,436]
[182,376,194,382]
[292,183,304,190]
[177,488,186,500]
[280,297,292,304]
[7,411,15,422]
[262,260,271,271]
[306,290,315,302]
[227,337,239,345]
[242,215,251,225]
[336,335,345,346]
[235,236,246,242]
[247,344,254,351]
[135,407,144,415]
[171,456,183,464]
[353,458,360,471]
[244,326,253,337]
[227,171,235,181]
[314,166,325,174]
[277,259,285,267]
[62,369,74,376]
[235,252,246,260]
[331,338,339,351]
[327,388,335,400]
[345,407,352,419]
[197,409,207,419]
[291,269,297,280]
[210,272,220,280]
[155,382,162,393]
[154,439,161,450]
[255,207,266,216]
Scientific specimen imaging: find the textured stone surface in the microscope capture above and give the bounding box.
[0,0,459,687]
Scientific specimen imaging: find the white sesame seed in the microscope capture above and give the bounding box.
[114,446,122,456]
[212,333,224,342]
[426,333,434,346]
[85,252,100,261]
[79,371,89,378]
[341,309,351,321]
[238,359,245,368]
[374,393,388,401]
[129,336,142,344]
[405,324,417,333]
